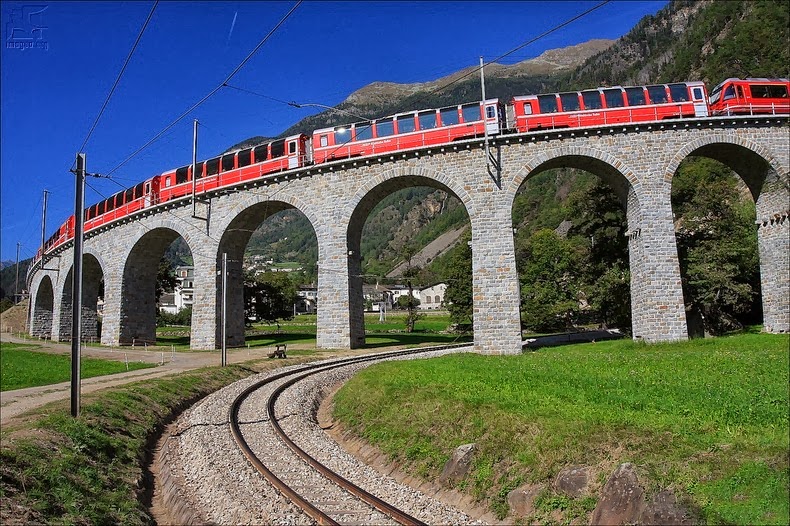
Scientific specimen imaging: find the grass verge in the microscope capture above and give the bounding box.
[0,359,291,525]
[332,333,790,524]
[1,343,155,391]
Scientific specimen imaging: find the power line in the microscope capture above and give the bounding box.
[73,1,158,165]
[105,0,303,178]
[419,0,612,101]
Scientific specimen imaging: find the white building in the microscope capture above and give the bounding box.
[418,283,447,310]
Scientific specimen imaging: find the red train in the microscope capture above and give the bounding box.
[34,77,789,262]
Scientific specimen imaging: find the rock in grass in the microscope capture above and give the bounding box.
[554,464,591,497]
[590,462,645,525]
[438,443,476,485]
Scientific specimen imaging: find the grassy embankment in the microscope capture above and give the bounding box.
[0,347,320,525]
[1,343,154,391]
[333,333,790,524]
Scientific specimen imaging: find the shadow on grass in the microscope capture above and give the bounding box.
[363,332,472,349]
[244,332,317,346]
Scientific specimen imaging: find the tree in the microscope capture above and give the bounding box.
[399,244,425,333]
[156,259,177,302]
[442,229,473,332]
[244,271,297,325]
[519,229,585,332]
[672,157,759,335]
[567,180,632,330]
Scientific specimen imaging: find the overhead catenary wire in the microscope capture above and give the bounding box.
[105,0,303,178]
[71,1,159,171]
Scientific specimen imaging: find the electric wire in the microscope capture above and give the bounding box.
[105,0,302,178]
[72,1,158,169]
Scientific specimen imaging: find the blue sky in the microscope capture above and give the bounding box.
[0,0,668,263]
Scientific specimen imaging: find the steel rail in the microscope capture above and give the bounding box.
[229,344,468,525]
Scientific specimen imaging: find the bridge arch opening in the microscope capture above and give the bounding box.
[119,228,195,345]
[30,275,54,338]
[217,200,318,349]
[669,142,788,336]
[512,154,638,340]
[347,175,472,348]
[58,254,104,343]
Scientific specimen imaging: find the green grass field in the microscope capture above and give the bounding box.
[1,343,155,391]
[333,333,790,523]
[153,311,466,350]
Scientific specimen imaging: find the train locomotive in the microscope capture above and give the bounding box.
[35,77,789,262]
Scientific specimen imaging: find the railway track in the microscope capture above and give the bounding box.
[228,345,469,525]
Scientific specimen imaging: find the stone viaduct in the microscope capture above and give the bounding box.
[27,115,790,354]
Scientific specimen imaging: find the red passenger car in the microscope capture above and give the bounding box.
[83,176,159,231]
[508,81,709,132]
[158,134,310,202]
[311,99,501,163]
[708,78,790,116]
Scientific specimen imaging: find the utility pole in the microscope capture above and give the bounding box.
[480,56,501,188]
[40,190,49,265]
[14,242,20,304]
[71,153,86,418]
[191,119,201,219]
[221,252,227,366]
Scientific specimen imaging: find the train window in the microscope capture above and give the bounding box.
[164,177,171,188]
[221,154,235,172]
[206,157,220,176]
[767,85,789,98]
[538,94,558,113]
[397,115,416,133]
[669,84,689,102]
[722,85,736,100]
[582,91,602,109]
[522,102,533,115]
[334,127,351,144]
[319,134,329,147]
[440,107,459,126]
[692,87,704,101]
[461,103,481,122]
[271,139,285,157]
[194,162,205,179]
[376,119,395,137]
[238,148,252,167]
[176,166,189,184]
[625,87,646,106]
[559,93,580,112]
[418,111,437,130]
[288,141,297,154]
[253,144,268,163]
[355,123,373,141]
[134,182,144,199]
[97,201,105,215]
[124,188,134,203]
[647,85,667,104]
[603,89,624,108]
[486,105,496,119]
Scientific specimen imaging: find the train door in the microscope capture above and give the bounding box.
[144,181,152,207]
[484,101,501,135]
[691,85,708,117]
[287,139,299,169]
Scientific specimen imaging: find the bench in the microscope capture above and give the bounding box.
[268,343,287,359]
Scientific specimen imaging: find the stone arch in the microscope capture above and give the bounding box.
[510,147,641,209]
[57,253,105,342]
[345,165,476,221]
[665,134,790,334]
[30,274,54,338]
[119,227,197,344]
[663,134,786,199]
[216,198,320,347]
[344,168,473,347]
[510,148,652,339]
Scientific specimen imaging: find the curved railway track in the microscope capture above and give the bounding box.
[228,345,469,525]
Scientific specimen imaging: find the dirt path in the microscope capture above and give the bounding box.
[0,334,306,425]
